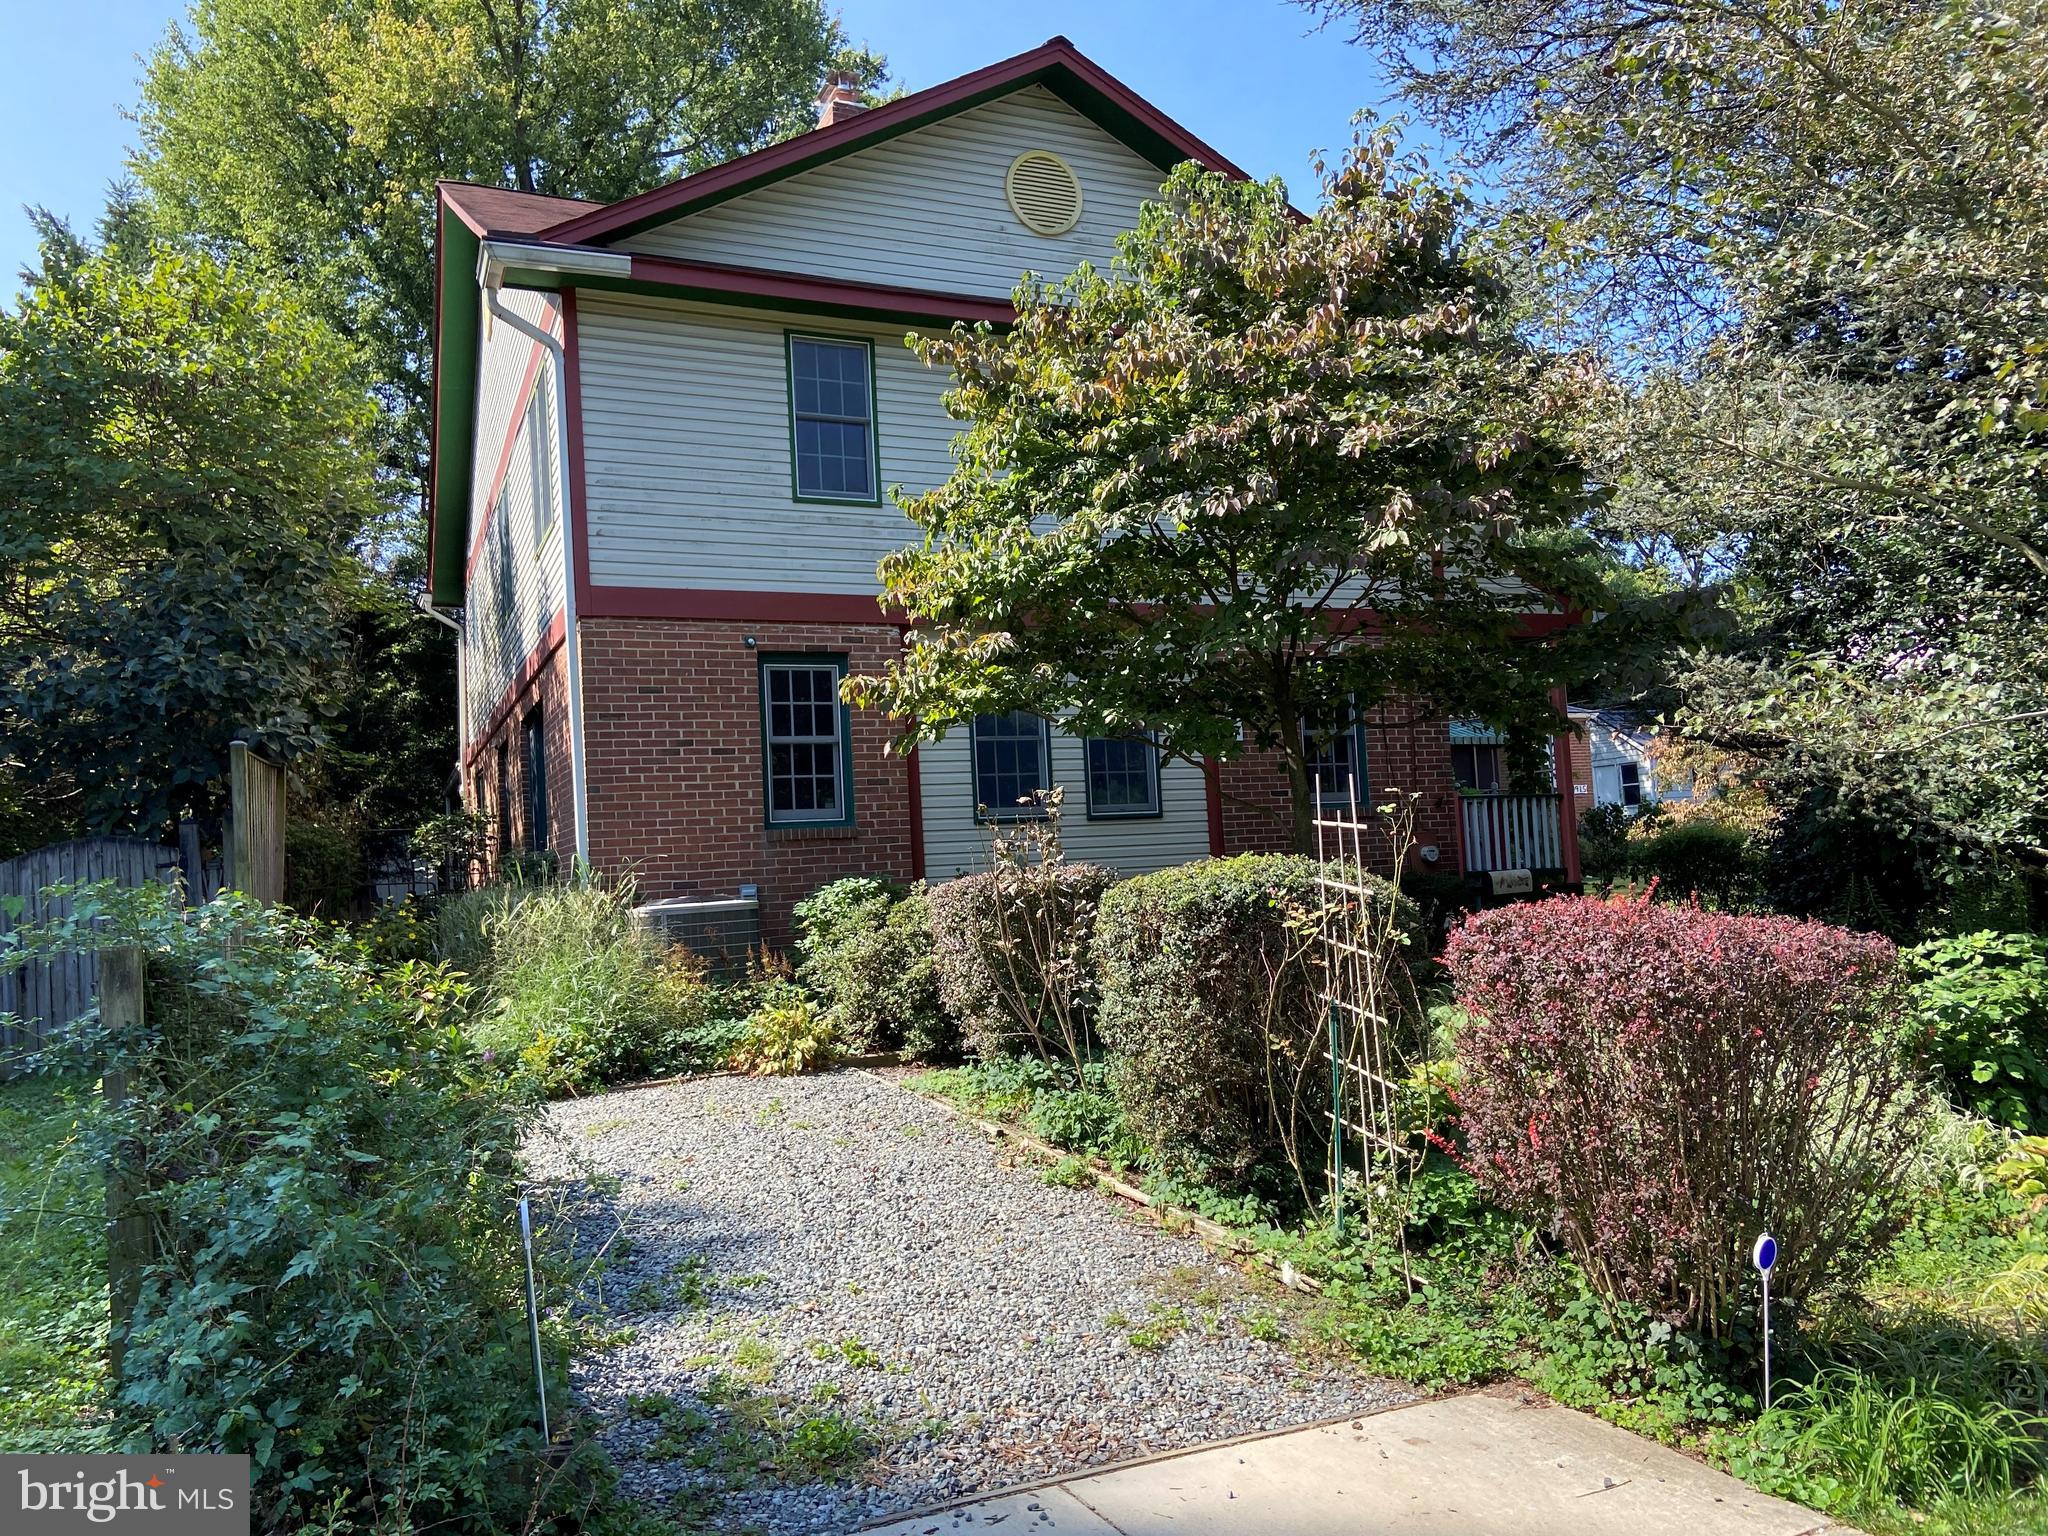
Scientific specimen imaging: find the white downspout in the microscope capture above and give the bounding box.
[415,593,466,789]
[480,277,592,870]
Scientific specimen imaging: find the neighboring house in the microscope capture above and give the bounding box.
[1566,708,1693,818]
[425,37,1585,940]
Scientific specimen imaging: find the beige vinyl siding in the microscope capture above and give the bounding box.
[618,87,1168,299]
[918,727,1212,882]
[577,294,952,593]
[462,288,566,744]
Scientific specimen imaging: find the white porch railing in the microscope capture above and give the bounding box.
[1460,793,1565,873]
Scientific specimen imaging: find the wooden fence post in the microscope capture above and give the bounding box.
[228,741,285,905]
[101,945,148,1386]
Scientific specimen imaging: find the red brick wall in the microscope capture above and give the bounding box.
[577,618,915,942]
[1212,702,1465,876]
[1567,725,1594,819]
[463,639,574,874]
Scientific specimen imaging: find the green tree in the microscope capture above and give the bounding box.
[1306,0,2048,897]
[134,0,887,473]
[852,136,1609,850]
[0,239,384,834]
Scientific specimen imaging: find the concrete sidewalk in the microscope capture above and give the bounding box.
[862,1390,1843,1536]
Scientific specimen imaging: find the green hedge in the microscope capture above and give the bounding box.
[1093,854,1418,1187]
[927,861,1115,1062]
[793,877,956,1059]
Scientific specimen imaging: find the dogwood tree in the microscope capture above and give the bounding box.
[853,134,1611,850]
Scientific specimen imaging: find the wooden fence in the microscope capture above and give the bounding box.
[0,836,182,1071]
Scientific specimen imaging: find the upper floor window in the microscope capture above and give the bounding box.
[787,334,877,503]
[972,712,1051,819]
[761,657,853,826]
[527,366,558,551]
[1085,735,1160,818]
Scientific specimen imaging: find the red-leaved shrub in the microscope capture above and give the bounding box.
[1443,895,1926,1337]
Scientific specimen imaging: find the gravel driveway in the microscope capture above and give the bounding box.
[530,1069,1410,1534]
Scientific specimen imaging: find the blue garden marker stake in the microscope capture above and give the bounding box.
[1753,1232,1778,1411]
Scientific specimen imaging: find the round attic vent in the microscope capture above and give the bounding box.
[1006,151,1084,237]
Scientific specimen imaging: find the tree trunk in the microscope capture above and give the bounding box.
[1282,747,1316,856]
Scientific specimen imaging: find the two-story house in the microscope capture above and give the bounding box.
[425,37,1583,940]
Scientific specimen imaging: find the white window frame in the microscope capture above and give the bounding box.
[761,657,852,827]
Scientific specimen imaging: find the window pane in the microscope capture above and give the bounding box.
[973,712,1050,816]
[1304,723,1363,807]
[791,338,874,499]
[1086,736,1158,814]
[764,664,845,822]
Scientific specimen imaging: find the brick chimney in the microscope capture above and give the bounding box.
[816,70,867,128]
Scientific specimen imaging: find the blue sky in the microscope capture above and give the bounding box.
[0,0,1414,285]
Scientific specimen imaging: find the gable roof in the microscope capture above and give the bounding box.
[441,181,603,239]
[537,37,1248,249]
[427,38,1254,605]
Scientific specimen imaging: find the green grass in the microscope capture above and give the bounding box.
[0,1076,112,1451]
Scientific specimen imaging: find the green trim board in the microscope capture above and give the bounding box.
[430,208,483,605]
[758,653,858,829]
[784,330,884,506]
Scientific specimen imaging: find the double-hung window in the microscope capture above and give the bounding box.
[761,657,853,826]
[972,712,1052,819]
[1085,735,1160,818]
[1618,761,1644,807]
[521,705,549,851]
[528,366,558,551]
[1303,719,1368,811]
[787,334,878,502]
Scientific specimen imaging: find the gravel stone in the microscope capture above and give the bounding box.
[529,1069,1412,1534]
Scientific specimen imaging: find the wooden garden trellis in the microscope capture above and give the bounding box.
[1313,775,1421,1263]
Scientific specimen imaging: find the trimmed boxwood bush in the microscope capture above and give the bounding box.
[927,861,1115,1062]
[1093,854,1418,1189]
[793,877,957,1059]
[1630,818,1759,905]
[1444,895,1927,1337]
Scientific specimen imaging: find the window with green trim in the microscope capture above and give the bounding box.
[787,335,877,501]
[1085,735,1160,818]
[972,712,1052,820]
[761,657,853,825]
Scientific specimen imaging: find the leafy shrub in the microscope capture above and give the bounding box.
[283,814,359,918]
[1907,930,2048,1131]
[1444,895,1927,1337]
[1576,804,1632,879]
[1629,818,1759,905]
[793,878,956,1058]
[1093,854,1418,1190]
[731,993,837,1076]
[35,888,593,1531]
[461,877,718,1095]
[1024,1086,1123,1156]
[927,860,1114,1063]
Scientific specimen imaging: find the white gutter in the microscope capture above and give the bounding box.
[415,593,466,783]
[477,238,619,870]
